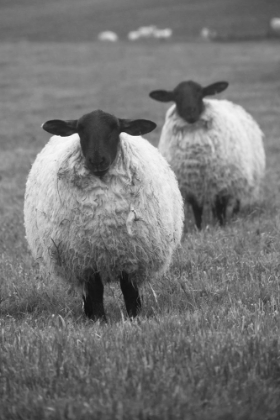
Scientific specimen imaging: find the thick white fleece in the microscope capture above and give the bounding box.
[158,99,265,209]
[24,133,184,286]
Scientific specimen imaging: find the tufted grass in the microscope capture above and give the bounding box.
[1,38,280,419]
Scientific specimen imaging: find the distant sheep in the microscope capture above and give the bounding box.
[153,28,172,39]
[127,26,172,41]
[270,18,280,34]
[200,27,217,41]
[98,31,118,42]
[137,25,157,37]
[128,30,141,41]
[149,80,265,229]
[24,110,184,321]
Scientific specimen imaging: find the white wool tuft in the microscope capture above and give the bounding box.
[24,133,184,287]
[158,99,266,215]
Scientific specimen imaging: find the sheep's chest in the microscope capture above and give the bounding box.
[159,123,218,201]
[45,167,159,282]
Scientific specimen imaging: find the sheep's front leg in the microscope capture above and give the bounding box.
[213,194,230,226]
[233,199,240,216]
[120,272,141,318]
[83,269,107,322]
[187,195,203,229]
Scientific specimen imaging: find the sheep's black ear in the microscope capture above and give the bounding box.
[119,119,157,136]
[41,119,78,136]
[149,90,175,102]
[202,82,229,97]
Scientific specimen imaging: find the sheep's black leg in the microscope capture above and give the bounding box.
[192,203,203,230]
[120,272,141,318]
[213,194,229,226]
[188,196,203,229]
[233,199,240,216]
[83,270,106,322]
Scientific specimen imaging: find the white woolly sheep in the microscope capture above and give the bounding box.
[270,18,280,34]
[127,26,157,41]
[127,30,140,41]
[149,80,266,229]
[200,27,217,41]
[153,28,172,39]
[24,110,184,321]
[137,25,157,37]
[127,26,172,41]
[98,31,118,42]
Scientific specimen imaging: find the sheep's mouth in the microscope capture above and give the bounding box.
[175,110,199,125]
[93,169,109,177]
[85,152,119,178]
[92,166,111,177]
[86,163,112,178]
[181,116,210,128]
[183,115,200,124]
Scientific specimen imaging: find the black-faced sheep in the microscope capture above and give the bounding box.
[24,110,184,321]
[149,80,266,229]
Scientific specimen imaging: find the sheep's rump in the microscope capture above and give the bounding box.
[24,133,184,286]
[158,99,266,208]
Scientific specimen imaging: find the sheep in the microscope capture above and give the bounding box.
[98,31,119,42]
[127,26,172,41]
[127,27,157,41]
[200,27,217,41]
[153,28,172,40]
[270,18,280,35]
[127,30,140,41]
[137,25,157,37]
[24,109,184,321]
[149,80,266,229]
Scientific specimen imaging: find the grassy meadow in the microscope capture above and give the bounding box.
[1,0,280,418]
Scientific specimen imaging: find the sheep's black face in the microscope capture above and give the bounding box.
[149,80,229,125]
[42,110,156,179]
[173,81,204,124]
[77,111,120,177]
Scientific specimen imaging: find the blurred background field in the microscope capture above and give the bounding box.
[0,0,279,42]
[1,1,280,419]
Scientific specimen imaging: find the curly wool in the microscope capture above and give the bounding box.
[24,133,184,287]
[158,99,266,209]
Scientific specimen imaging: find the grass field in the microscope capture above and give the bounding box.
[1,1,280,419]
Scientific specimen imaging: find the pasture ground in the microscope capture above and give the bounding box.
[1,39,280,420]
[1,0,280,418]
